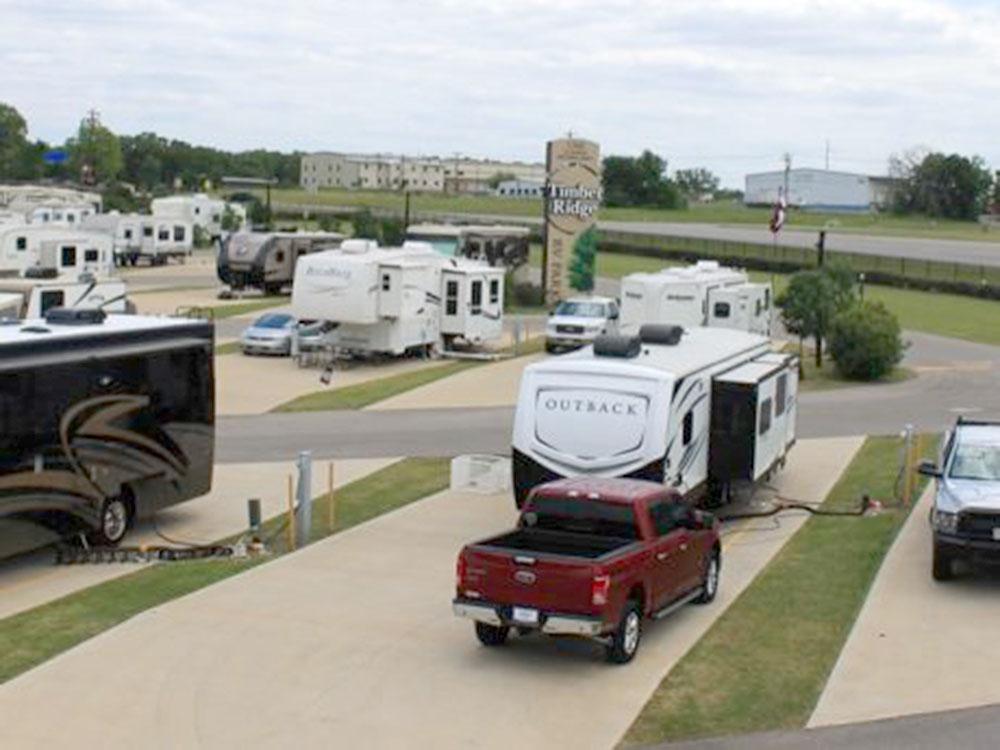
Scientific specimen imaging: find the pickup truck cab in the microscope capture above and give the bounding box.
[920,418,1000,581]
[453,477,721,663]
[545,296,620,353]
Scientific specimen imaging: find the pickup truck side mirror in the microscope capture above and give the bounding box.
[918,460,942,478]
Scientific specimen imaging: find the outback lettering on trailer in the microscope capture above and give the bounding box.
[543,398,640,416]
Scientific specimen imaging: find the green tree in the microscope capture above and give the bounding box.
[602,150,685,209]
[221,204,243,232]
[674,167,720,197]
[778,263,857,368]
[350,209,381,240]
[487,171,517,189]
[568,226,598,292]
[829,301,905,381]
[0,102,29,178]
[68,112,123,185]
[891,150,993,219]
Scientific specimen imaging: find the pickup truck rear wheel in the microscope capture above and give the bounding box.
[606,601,642,664]
[475,622,510,647]
[694,550,721,604]
[932,542,955,582]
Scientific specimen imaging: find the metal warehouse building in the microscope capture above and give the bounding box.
[744,168,896,212]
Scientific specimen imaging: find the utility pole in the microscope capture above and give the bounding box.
[783,152,792,205]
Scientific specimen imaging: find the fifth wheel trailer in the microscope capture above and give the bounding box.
[0,225,115,278]
[292,241,505,354]
[0,311,214,559]
[0,275,129,319]
[511,325,798,507]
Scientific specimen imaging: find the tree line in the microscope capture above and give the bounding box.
[0,102,300,204]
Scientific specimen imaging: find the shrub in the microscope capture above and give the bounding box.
[828,301,905,381]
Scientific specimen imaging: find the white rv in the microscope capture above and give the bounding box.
[152,193,230,240]
[28,203,98,226]
[0,225,114,278]
[292,241,505,355]
[511,325,798,507]
[620,260,772,336]
[82,213,192,266]
[0,275,129,319]
[405,223,531,268]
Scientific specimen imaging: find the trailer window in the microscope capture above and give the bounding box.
[143,225,153,238]
[61,246,76,267]
[713,302,730,319]
[759,398,772,435]
[158,227,170,241]
[124,229,133,240]
[40,290,64,313]
[381,273,391,291]
[445,280,458,315]
[489,279,499,305]
[173,225,186,242]
[682,411,694,445]
[470,280,482,315]
[85,249,99,262]
[16,236,27,251]
[275,251,285,264]
[775,374,787,417]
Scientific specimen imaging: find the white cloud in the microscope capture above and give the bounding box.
[1,0,997,186]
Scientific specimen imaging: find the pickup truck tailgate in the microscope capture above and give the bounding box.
[462,546,598,615]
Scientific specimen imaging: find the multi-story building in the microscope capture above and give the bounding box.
[300,153,544,194]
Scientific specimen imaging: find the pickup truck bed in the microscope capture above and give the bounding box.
[478,528,637,559]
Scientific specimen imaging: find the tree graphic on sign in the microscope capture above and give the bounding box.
[569,226,597,292]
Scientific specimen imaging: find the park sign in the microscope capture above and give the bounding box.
[542,137,602,305]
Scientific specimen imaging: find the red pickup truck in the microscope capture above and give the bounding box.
[453,477,721,663]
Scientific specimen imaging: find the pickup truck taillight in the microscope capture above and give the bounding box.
[591,574,611,606]
[456,554,467,590]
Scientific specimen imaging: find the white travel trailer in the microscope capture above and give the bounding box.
[620,260,772,336]
[0,275,129,319]
[152,193,234,240]
[511,325,798,507]
[292,241,505,354]
[82,213,192,266]
[0,225,114,278]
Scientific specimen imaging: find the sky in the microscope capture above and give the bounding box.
[2,0,998,188]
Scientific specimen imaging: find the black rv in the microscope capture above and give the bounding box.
[0,309,215,559]
[217,231,343,294]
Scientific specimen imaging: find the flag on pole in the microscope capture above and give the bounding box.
[769,188,786,234]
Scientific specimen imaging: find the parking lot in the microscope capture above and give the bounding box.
[0,437,860,748]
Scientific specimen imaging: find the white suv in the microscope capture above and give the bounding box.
[545,296,619,353]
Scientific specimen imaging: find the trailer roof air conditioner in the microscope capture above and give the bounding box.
[593,334,642,358]
[44,307,107,326]
[639,324,684,345]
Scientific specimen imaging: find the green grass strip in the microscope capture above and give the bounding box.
[208,297,287,319]
[214,341,241,355]
[622,434,938,746]
[0,457,449,684]
[272,336,545,412]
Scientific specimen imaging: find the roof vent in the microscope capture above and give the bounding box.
[593,334,641,358]
[44,307,107,326]
[639,324,684,345]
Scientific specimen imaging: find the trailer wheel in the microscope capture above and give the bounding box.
[88,494,133,547]
[606,600,642,664]
[475,622,509,647]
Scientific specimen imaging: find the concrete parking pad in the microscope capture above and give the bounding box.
[369,352,546,411]
[809,487,1000,727]
[215,353,447,415]
[0,458,397,621]
[0,437,859,749]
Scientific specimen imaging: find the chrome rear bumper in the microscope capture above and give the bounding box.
[453,598,605,637]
